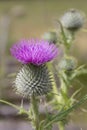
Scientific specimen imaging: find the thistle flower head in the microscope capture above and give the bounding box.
[60,9,85,31]
[10,39,58,66]
[11,38,58,97]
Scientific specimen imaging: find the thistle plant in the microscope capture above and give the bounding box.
[10,39,59,130]
[0,8,87,130]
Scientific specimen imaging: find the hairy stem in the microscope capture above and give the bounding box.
[31,95,39,130]
[58,121,65,130]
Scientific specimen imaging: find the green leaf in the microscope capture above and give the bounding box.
[43,94,87,129]
[70,69,87,80]
[0,99,28,115]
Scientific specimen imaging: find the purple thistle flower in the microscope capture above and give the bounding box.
[10,39,58,65]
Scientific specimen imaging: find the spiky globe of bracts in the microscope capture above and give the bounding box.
[11,39,59,97]
[60,9,85,31]
[14,64,53,97]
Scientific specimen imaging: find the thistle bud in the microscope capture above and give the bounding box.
[58,56,77,71]
[42,31,58,44]
[60,9,85,31]
[14,64,52,97]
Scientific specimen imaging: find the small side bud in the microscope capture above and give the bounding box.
[58,56,77,71]
[60,9,85,31]
[42,31,58,44]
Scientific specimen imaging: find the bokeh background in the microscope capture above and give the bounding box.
[0,0,87,130]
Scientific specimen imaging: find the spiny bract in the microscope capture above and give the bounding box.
[14,64,53,97]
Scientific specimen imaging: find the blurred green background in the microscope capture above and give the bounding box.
[0,0,87,130]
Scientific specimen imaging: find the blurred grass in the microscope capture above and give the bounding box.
[0,0,87,41]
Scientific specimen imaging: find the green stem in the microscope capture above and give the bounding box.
[48,63,60,103]
[59,78,70,109]
[58,121,65,130]
[60,78,68,95]
[31,95,39,130]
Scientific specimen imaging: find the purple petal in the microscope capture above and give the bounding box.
[10,39,59,65]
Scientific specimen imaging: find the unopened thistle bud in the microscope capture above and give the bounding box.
[58,56,77,71]
[42,31,58,44]
[10,39,59,97]
[60,9,85,31]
